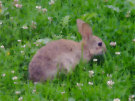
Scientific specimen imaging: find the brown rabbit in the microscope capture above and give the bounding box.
[29,19,106,82]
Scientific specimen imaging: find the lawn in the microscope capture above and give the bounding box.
[0,0,135,101]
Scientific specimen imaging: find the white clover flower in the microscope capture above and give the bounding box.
[22,25,28,29]
[36,6,41,9]
[106,5,120,12]
[76,83,83,87]
[88,82,93,85]
[32,21,37,25]
[0,21,2,25]
[107,74,112,78]
[107,80,114,87]
[31,21,37,29]
[17,40,21,42]
[48,17,52,21]
[93,58,98,62]
[89,70,94,77]
[10,17,14,20]
[133,39,135,42]
[113,98,120,101]
[34,82,38,85]
[49,0,55,5]
[42,8,47,13]
[12,76,18,80]
[18,96,23,101]
[21,45,26,48]
[110,42,116,46]
[115,52,121,55]
[14,82,18,84]
[1,45,4,48]
[61,91,65,95]
[2,73,6,77]
[11,70,15,74]
[20,51,24,54]
[70,35,76,40]
[32,89,36,93]
[15,4,22,8]
[15,91,21,95]
[125,11,131,18]
[129,95,135,101]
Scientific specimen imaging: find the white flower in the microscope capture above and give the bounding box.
[20,51,24,54]
[21,45,26,48]
[15,4,22,8]
[106,5,120,12]
[61,91,65,94]
[10,17,14,20]
[89,70,94,77]
[113,98,120,101]
[22,25,28,29]
[31,21,37,29]
[107,80,114,87]
[107,74,112,78]
[32,21,37,25]
[42,8,47,13]
[0,21,2,25]
[115,52,121,55]
[12,76,18,80]
[133,39,135,42]
[36,38,51,44]
[49,0,55,5]
[14,82,18,84]
[125,11,131,18]
[110,42,116,46]
[11,70,15,74]
[36,6,41,9]
[76,83,83,87]
[18,96,23,101]
[129,95,135,101]
[34,82,38,85]
[71,35,76,40]
[1,45,4,48]
[17,40,21,42]
[15,91,21,95]
[2,73,6,77]
[93,58,98,62]
[32,89,36,93]
[48,17,52,21]
[88,82,93,85]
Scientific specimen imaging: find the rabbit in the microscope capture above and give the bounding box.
[29,19,106,82]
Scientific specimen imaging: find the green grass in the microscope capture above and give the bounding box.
[0,0,135,101]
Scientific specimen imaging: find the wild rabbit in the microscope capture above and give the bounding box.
[29,19,106,82]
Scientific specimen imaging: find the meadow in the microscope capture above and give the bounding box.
[0,0,135,101]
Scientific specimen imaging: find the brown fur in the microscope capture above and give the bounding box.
[29,19,106,82]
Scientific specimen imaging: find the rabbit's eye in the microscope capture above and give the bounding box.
[98,42,102,46]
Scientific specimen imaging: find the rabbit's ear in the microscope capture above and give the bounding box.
[77,19,93,41]
[77,19,85,34]
[82,23,93,40]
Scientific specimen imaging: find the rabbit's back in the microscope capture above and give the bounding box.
[29,39,81,82]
